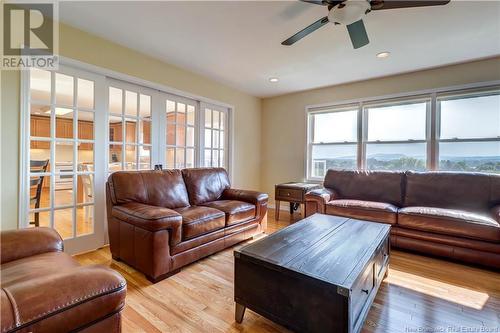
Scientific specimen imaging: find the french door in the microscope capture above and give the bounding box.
[22,65,106,254]
[105,79,159,174]
[22,65,232,254]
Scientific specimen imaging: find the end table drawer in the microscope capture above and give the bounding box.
[276,188,303,201]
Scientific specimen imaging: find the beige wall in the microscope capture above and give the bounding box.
[0,23,262,230]
[261,57,500,206]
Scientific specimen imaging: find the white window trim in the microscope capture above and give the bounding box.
[305,81,500,182]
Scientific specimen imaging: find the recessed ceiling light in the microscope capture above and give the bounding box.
[269,77,279,83]
[376,51,390,59]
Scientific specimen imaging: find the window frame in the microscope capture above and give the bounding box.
[436,89,500,172]
[306,84,500,181]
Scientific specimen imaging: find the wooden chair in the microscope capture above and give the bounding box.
[78,164,94,220]
[30,159,49,227]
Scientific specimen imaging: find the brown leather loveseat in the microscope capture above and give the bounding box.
[305,170,500,269]
[106,168,268,282]
[1,228,126,333]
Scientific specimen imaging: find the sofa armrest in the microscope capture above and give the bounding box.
[1,265,126,333]
[222,188,268,205]
[112,202,182,246]
[1,227,63,264]
[492,205,500,223]
[222,189,269,223]
[304,188,337,217]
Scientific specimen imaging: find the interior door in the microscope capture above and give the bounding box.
[23,65,106,254]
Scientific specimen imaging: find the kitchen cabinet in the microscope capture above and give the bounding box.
[30,116,96,150]
[56,118,73,139]
[109,123,122,142]
[78,121,94,150]
[143,121,151,145]
[30,116,51,149]
[125,121,136,145]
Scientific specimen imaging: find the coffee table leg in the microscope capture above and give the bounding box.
[235,303,246,323]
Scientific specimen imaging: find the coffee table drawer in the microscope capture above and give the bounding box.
[276,188,303,201]
[351,263,374,326]
[374,239,389,280]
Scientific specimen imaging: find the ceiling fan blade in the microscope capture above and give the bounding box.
[300,0,326,5]
[371,0,450,10]
[346,19,369,49]
[282,16,329,46]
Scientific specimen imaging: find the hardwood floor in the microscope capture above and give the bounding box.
[31,188,93,239]
[75,211,500,333]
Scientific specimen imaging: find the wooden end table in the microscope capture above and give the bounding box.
[274,182,321,220]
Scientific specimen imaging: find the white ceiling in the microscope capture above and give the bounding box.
[60,1,500,98]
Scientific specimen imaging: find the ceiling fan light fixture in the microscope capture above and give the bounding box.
[269,77,279,83]
[376,51,390,58]
[328,0,371,25]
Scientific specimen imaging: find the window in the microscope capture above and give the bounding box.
[365,100,428,171]
[438,91,500,173]
[306,85,500,180]
[309,107,358,178]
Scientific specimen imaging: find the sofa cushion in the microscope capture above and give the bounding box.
[325,199,398,225]
[175,206,226,240]
[140,170,190,208]
[108,170,190,208]
[202,200,256,226]
[323,170,404,206]
[181,168,230,205]
[112,202,182,233]
[398,206,500,242]
[108,171,148,205]
[404,171,492,213]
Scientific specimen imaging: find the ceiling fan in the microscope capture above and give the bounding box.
[282,0,450,49]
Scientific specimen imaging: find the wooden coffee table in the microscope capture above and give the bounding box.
[234,214,390,333]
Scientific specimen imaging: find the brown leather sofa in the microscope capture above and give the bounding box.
[305,170,500,269]
[106,168,268,282]
[1,228,126,333]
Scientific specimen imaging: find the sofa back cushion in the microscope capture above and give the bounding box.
[404,171,492,212]
[490,174,500,207]
[182,168,230,205]
[323,170,404,206]
[108,170,190,209]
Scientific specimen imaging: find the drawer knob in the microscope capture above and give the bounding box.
[361,289,369,294]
